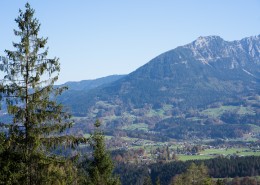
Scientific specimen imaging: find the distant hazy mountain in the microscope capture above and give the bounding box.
[60,75,126,91]
[61,35,260,116]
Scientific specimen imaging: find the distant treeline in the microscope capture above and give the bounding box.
[115,156,260,185]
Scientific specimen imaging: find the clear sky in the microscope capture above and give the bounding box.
[1,1,260,84]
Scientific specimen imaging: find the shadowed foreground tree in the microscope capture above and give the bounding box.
[0,3,86,185]
[80,120,121,185]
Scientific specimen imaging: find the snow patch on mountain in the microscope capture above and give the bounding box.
[242,69,255,77]
[181,35,260,68]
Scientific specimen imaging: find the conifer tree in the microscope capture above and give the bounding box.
[0,3,86,184]
[81,120,121,185]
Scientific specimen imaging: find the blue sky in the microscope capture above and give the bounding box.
[1,1,260,84]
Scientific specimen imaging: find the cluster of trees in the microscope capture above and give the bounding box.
[219,177,260,185]
[0,3,119,185]
[171,163,260,185]
[154,118,252,139]
[220,111,260,126]
[79,120,120,185]
[171,163,212,185]
[115,156,260,185]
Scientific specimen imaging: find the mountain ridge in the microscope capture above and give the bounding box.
[60,35,260,116]
[59,74,126,91]
[58,35,260,140]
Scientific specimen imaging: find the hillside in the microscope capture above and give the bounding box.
[60,35,260,140]
[60,74,125,91]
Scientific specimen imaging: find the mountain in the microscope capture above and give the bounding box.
[62,35,260,112]
[0,75,125,124]
[59,35,260,140]
[60,75,125,91]
[57,75,125,108]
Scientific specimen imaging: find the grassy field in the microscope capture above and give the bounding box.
[201,148,260,157]
[146,104,173,118]
[250,125,260,132]
[201,105,255,118]
[177,147,260,161]
[201,148,245,155]
[83,133,90,138]
[177,154,213,161]
[147,109,164,117]
[122,123,149,131]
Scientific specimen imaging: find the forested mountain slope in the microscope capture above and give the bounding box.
[59,35,260,139]
[61,35,260,115]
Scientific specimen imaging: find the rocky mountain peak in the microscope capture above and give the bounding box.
[238,35,260,62]
[180,35,260,66]
[193,35,224,48]
[182,35,227,65]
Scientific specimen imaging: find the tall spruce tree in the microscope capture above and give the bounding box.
[81,120,121,185]
[0,3,85,185]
